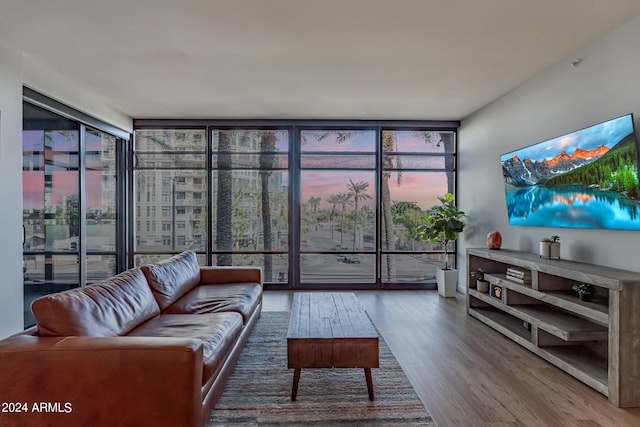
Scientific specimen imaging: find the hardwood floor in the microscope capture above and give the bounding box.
[263,290,640,427]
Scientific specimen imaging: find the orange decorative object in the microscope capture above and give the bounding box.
[486,230,502,249]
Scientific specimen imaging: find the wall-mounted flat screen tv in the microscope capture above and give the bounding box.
[501,114,640,229]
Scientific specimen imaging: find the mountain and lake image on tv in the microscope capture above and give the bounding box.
[501,114,640,229]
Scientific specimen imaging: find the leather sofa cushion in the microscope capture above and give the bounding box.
[32,268,160,337]
[127,312,243,384]
[164,283,262,324]
[141,251,201,311]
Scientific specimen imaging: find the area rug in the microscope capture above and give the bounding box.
[208,311,435,426]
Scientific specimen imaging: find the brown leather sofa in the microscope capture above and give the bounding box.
[0,251,262,427]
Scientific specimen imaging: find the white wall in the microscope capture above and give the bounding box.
[0,43,132,339]
[458,15,640,288]
[0,40,25,338]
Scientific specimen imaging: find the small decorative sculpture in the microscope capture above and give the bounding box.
[486,230,502,249]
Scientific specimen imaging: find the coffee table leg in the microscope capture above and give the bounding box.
[364,368,374,401]
[291,368,301,401]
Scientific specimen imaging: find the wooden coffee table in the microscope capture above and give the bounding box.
[287,292,379,401]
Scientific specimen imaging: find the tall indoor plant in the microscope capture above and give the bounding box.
[417,193,467,297]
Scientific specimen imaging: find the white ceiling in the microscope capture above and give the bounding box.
[2,0,640,121]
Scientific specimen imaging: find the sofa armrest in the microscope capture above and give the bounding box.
[199,266,263,286]
[0,335,204,427]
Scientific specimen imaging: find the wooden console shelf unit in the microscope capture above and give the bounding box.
[467,248,640,407]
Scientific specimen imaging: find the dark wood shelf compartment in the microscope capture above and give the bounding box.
[538,326,608,394]
[470,307,532,341]
[487,273,533,288]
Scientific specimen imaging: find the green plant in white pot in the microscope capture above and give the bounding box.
[416,193,467,297]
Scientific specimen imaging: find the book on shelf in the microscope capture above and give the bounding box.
[506,267,531,278]
[506,274,532,284]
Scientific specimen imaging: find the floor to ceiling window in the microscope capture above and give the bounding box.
[22,92,128,327]
[133,129,208,265]
[210,129,289,283]
[133,128,290,283]
[299,129,377,284]
[380,130,456,283]
[132,120,458,288]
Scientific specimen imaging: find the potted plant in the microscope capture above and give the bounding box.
[470,268,489,293]
[572,281,594,302]
[539,235,560,259]
[417,193,467,297]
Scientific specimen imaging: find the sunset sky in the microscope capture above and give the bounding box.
[23,130,449,212]
[300,131,448,210]
[22,131,109,210]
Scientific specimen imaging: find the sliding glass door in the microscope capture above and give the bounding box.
[22,101,125,327]
[22,104,80,326]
